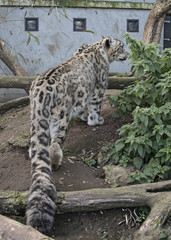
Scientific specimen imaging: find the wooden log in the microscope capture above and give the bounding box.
[0,181,171,239]
[107,76,145,89]
[0,75,144,114]
[135,193,171,240]
[0,181,170,216]
[0,96,30,114]
[0,75,144,90]
[0,75,35,90]
[0,214,54,240]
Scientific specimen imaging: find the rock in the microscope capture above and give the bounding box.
[97,151,104,165]
[103,165,132,185]
[9,132,30,148]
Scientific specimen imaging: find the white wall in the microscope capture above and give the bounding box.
[0,6,160,76]
[0,4,163,101]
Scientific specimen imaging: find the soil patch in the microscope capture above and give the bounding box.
[0,90,137,240]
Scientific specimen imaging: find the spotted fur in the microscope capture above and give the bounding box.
[26,37,128,234]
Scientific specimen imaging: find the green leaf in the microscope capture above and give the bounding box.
[132,142,138,151]
[111,183,120,188]
[134,97,141,105]
[0,143,9,151]
[48,6,53,15]
[56,7,61,21]
[34,35,40,45]
[85,159,96,167]
[62,7,68,18]
[27,35,31,45]
[24,11,27,17]
[127,176,136,183]
[154,115,162,124]
[138,145,144,158]
[144,116,148,127]
[83,30,97,34]
[133,157,143,169]
[17,53,27,65]
[159,231,168,239]
[115,141,125,152]
[155,151,164,158]
[137,88,144,98]
[125,236,132,240]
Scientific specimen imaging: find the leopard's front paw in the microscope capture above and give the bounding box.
[98,116,104,125]
[88,115,104,126]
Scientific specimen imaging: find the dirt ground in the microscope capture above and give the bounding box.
[0,90,138,240]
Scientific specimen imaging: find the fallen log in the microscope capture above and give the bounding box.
[0,96,30,114]
[0,214,53,240]
[0,75,143,90]
[0,180,171,240]
[0,75,144,114]
[107,76,144,89]
[0,75,35,90]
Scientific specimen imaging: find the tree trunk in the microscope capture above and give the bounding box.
[0,180,170,240]
[143,0,171,44]
[0,214,53,240]
[0,38,28,77]
[0,37,29,94]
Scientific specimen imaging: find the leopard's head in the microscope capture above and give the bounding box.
[104,37,128,63]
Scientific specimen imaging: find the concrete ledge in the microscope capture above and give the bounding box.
[0,0,153,10]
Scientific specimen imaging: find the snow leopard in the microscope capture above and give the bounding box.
[26,36,128,234]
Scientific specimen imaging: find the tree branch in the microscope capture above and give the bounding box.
[0,38,28,77]
[143,0,171,44]
[0,37,29,94]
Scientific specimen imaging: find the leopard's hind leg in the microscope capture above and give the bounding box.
[49,112,69,170]
[88,87,105,126]
[78,106,88,122]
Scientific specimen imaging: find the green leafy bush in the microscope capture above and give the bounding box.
[106,33,171,183]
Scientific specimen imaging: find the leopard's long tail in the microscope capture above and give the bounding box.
[26,86,57,235]
[26,128,57,234]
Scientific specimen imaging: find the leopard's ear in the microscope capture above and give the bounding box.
[105,36,113,48]
[105,38,110,48]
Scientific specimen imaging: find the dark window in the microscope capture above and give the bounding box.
[25,18,39,31]
[127,19,139,32]
[164,16,171,49]
[73,18,86,32]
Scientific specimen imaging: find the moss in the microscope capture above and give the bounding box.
[1,0,153,10]
[0,143,8,151]
[0,190,28,215]
[9,191,28,206]
[9,131,30,148]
